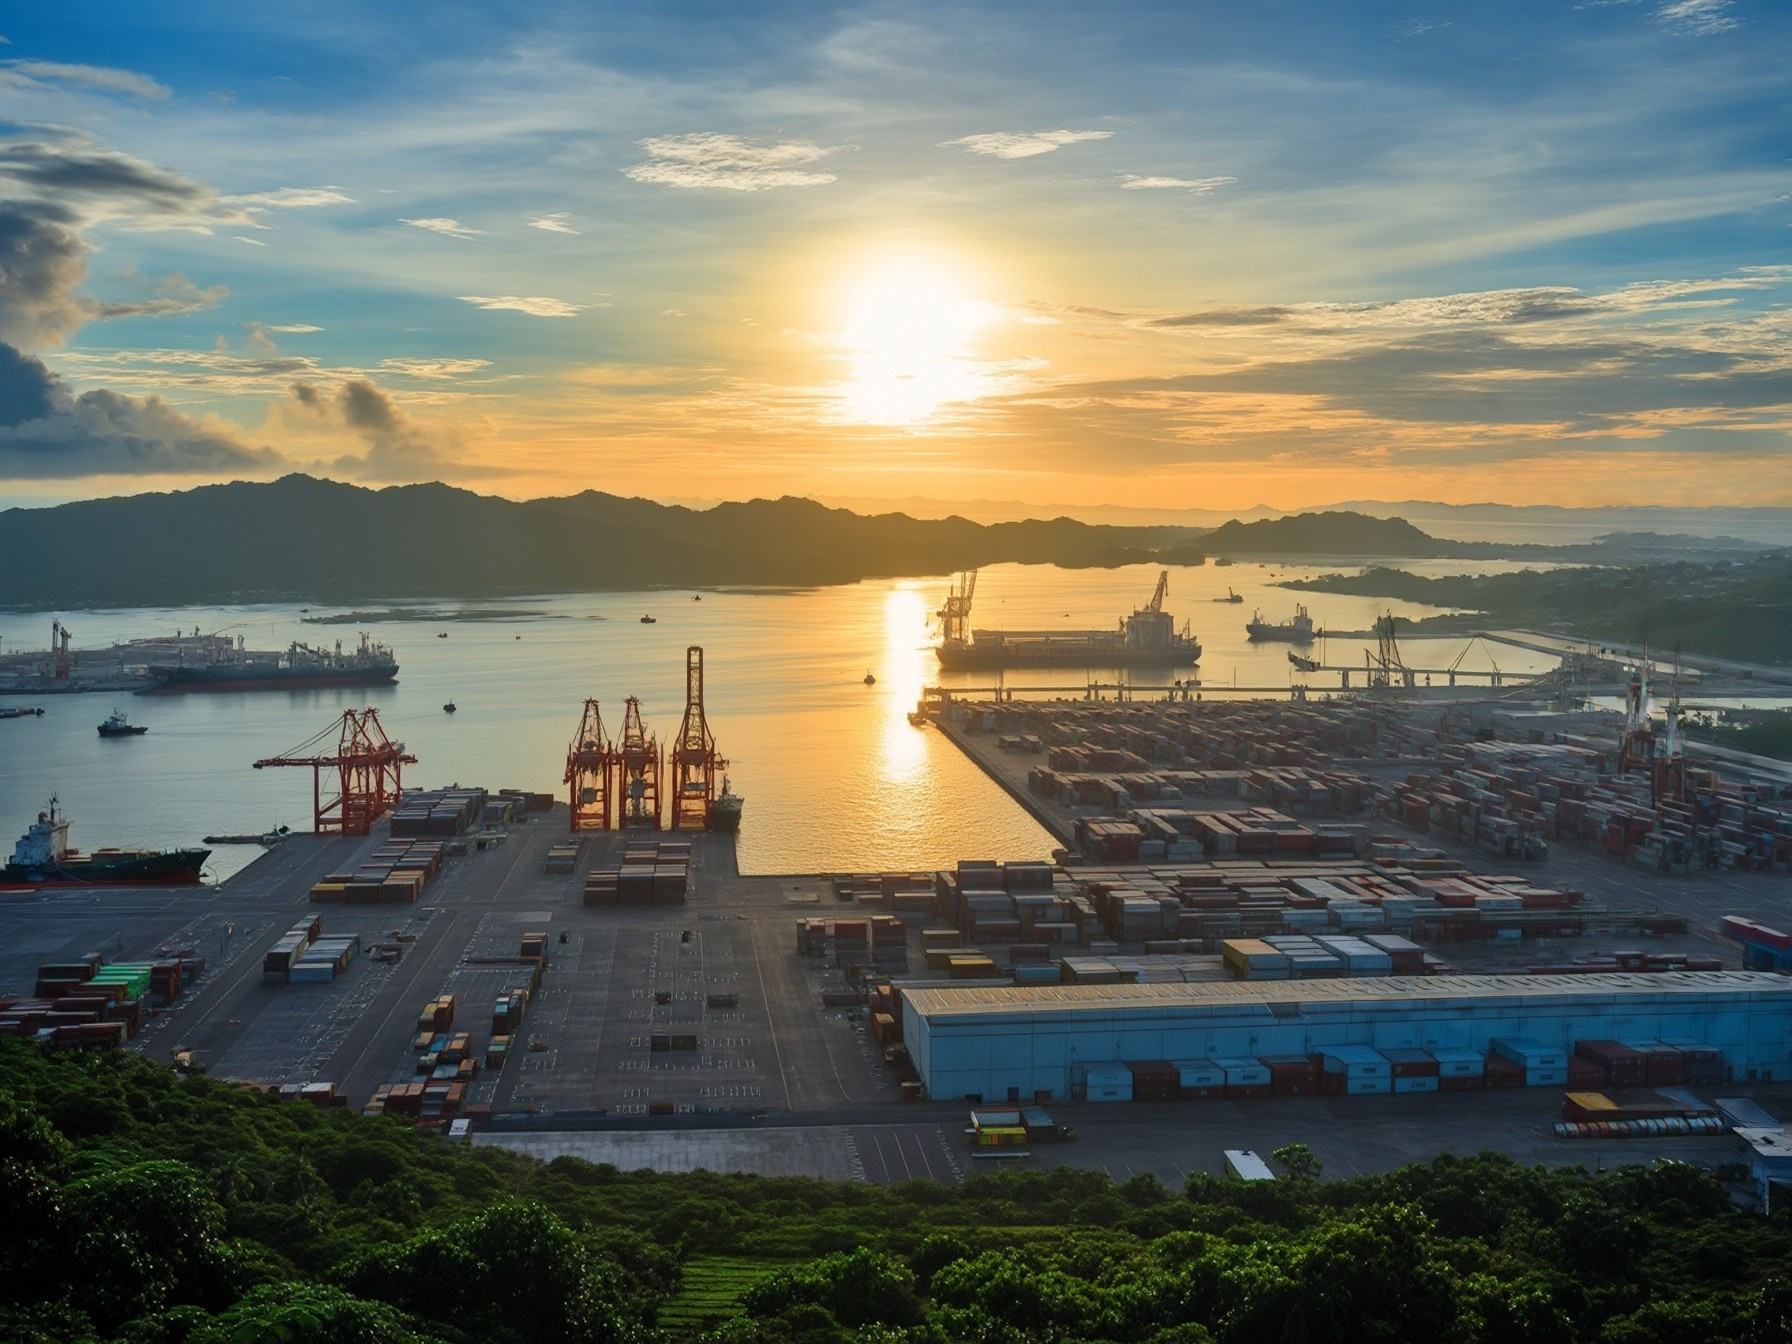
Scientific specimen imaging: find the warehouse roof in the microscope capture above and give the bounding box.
[902,972,1792,1022]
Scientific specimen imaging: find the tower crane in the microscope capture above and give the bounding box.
[252,708,415,835]
[1144,570,1169,614]
[564,699,614,831]
[616,697,663,829]
[671,646,727,830]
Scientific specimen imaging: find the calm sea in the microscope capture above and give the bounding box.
[0,562,1561,881]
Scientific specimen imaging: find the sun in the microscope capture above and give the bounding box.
[831,251,996,426]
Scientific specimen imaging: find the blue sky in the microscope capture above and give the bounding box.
[0,0,1788,511]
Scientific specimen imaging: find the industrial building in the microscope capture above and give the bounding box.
[900,971,1792,1104]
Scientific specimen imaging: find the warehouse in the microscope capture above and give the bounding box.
[900,972,1792,1104]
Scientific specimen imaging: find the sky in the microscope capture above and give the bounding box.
[1,0,1789,515]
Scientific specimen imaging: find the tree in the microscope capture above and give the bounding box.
[1271,1145,1322,1181]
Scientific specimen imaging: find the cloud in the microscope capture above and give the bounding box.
[1387,20,1451,37]
[399,216,483,239]
[457,294,584,317]
[1118,174,1237,192]
[624,133,839,191]
[265,323,322,333]
[941,130,1113,160]
[1148,306,1294,328]
[3,60,169,100]
[527,211,579,234]
[0,134,234,230]
[1656,0,1738,34]
[377,357,493,379]
[276,378,492,481]
[0,340,281,479]
[0,202,229,348]
[221,186,354,209]
[233,235,265,245]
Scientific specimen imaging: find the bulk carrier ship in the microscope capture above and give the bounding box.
[935,571,1201,671]
[3,798,209,890]
[147,632,398,691]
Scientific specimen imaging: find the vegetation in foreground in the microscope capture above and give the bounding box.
[1283,552,1792,665]
[4,1038,1792,1343]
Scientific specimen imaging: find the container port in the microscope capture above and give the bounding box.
[3,684,1792,1189]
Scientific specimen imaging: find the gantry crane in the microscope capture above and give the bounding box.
[252,708,416,835]
[671,646,728,830]
[938,570,978,646]
[616,697,662,829]
[564,699,614,831]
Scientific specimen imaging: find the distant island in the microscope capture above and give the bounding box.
[0,476,1775,610]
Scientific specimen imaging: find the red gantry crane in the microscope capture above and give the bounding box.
[670,646,727,830]
[252,708,416,835]
[616,696,663,829]
[564,698,615,831]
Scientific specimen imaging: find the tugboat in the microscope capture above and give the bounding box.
[97,709,148,736]
[710,776,744,834]
[443,701,457,714]
[863,671,877,685]
[1213,587,1243,604]
[3,798,210,889]
[640,615,657,625]
[1245,605,1316,643]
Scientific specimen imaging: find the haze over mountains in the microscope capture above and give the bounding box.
[0,476,1782,610]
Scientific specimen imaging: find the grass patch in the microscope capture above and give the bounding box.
[660,1256,795,1330]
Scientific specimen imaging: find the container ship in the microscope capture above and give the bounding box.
[3,798,210,890]
[936,571,1201,671]
[147,632,398,691]
[1245,604,1316,643]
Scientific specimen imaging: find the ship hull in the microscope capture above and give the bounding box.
[1,848,210,890]
[146,664,398,692]
[936,643,1200,671]
[710,801,743,834]
[1245,626,1313,643]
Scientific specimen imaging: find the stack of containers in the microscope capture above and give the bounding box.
[1084,1061,1135,1102]
[545,839,583,873]
[1126,1060,1181,1101]
[389,786,487,838]
[1171,1059,1227,1098]
[1365,934,1426,974]
[520,931,549,962]
[263,918,323,982]
[1382,1048,1440,1093]
[1314,936,1393,977]
[583,840,689,906]
[290,932,358,985]
[1662,1040,1729,1085]
[1431,1047,1487,1090]
[1623,1039,1687,1087]
[1214,1056,1272,1098]
[871,915,908,968]
[1260,1054,1321,1096]
[1576,1040,1647,1087]
[1263,936,1342,978]
[1490,1036,1568,1087]
[1316,1046,1392,1095]
[833,919,868,967]
[1220,939,1290,981]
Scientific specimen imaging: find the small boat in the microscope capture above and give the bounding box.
[692,594,702,602]
[97,709,148,737]
[907,711,928,727]
[1288,651,1322,672]
[863,671,877,685]
[640,615,657,625]
[443,702,457,714]
[0,706,45,719]
[1213,587,1243,604]
[437,631,448,638]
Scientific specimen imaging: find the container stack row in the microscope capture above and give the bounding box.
[1723,916,1792,971]
[582,839,691,906]
[545,838,584,874]
[309,838,446,904]
[0,952,189,1046]
[390,786,489,838]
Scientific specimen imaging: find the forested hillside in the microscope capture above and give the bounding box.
[4,1040,1792,1343]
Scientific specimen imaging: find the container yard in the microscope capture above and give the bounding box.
[2,686,1791,1187]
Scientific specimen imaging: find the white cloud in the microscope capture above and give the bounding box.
[400,216,484,239]
[942,130,1113,160]
[223,186,355,209]
[4,60,169,99]
[663,309,687,318]
[528,211,580,234]
[1118,174,1238,192]
[1656,0,1737,33]
[378,357,493,379]
[266,323,322,333]
[457,294,584,317]
[233,235,266,246]
[1387,19,1451,37]
[624,133,839,191]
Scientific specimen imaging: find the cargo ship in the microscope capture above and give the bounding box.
[710,777,744,833]
[147,632,397,691]
[935,571,1201,671]
[1245,604,1316,643]
[3,798,210,890]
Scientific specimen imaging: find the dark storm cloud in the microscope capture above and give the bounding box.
[0,201,90,346]
[0,339,281,478]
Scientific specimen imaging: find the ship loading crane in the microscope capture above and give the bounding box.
[564,699,615,831]
[939,570,978,645]
[616,696,663,829]
[49,620,72,681]
[670,645,728,830]
[252,708,416,835]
